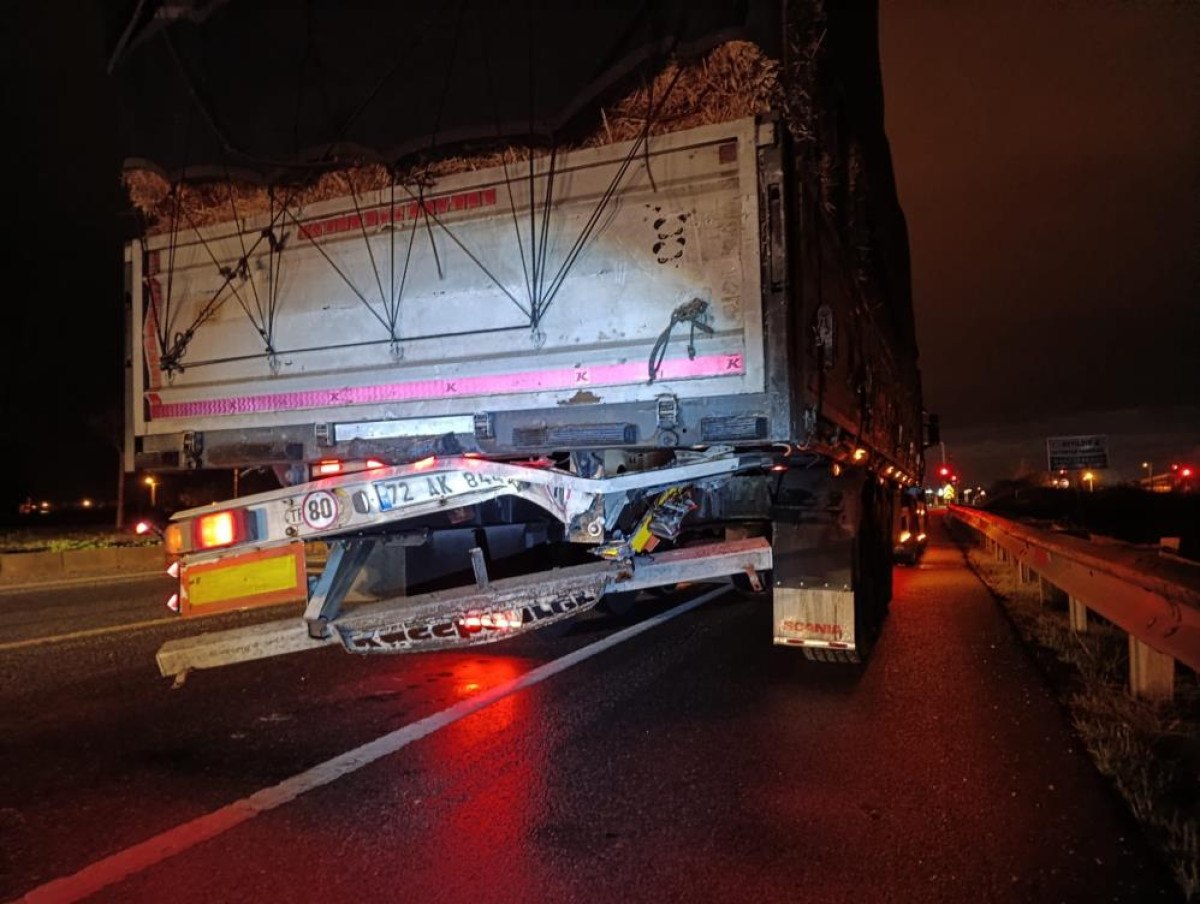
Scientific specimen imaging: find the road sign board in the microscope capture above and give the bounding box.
[1046,435,1109,471]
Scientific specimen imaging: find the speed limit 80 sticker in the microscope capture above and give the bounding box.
[301,490,340,530]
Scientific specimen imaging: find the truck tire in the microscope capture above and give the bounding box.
[802,647,862,664]
[832,480,892,665]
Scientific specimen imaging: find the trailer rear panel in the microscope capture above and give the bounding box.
[132,119,785,467]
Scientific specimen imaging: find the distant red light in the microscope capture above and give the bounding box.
[770,464,788,472]
[135,521,152,535]
[1182,467,1194,478]
[938,466,950,477]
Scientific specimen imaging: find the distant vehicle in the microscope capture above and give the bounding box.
[111,1,929,672]
[893,492,928,566]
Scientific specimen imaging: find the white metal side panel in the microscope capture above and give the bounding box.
[134,118,765,436]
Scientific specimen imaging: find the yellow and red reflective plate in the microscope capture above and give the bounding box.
[180,543,307,617]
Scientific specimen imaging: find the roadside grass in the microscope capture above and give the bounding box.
[0,528,158,555]
[946,517,1200,900]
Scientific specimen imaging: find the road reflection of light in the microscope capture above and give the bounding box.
[324,651,525,712]
[453,655,519,698]
[449,657,529,737]
[417,653,569,900]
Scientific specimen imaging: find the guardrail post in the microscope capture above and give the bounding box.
[1128,636,1174,701]
[1067,595,1087,631]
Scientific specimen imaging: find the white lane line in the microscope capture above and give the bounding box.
[19,586,728,904]
[0,618,179,652]
[0,602,306,652]
[0,572,166,596]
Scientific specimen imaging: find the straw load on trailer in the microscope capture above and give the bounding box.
[124,41,784,234]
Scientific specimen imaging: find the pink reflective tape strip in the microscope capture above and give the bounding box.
[148,353,746,420]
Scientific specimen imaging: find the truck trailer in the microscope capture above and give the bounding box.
[108,0,927,678]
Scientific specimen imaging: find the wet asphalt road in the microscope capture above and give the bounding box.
[0,573,177,644]
[0,518,1182,903]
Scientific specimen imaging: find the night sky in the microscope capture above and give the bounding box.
[881,0,1199,483]
[2,1,1197,515]
[2,3,129,515]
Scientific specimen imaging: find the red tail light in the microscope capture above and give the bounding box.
[195,511,243,549]
[461,610,522,632]
[314,459,343,476]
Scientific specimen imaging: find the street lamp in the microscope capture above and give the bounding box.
[1082,471,1096,493]
[144,476,158,507]
[1141,461,1153,489]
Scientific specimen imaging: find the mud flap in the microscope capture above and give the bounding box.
[773,586,856,653]
[768,467,874,663]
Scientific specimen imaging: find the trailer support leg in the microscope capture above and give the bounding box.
[470,547,490,588]
[304,538,381,639]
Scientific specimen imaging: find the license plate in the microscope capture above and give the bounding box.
[374,470,506,512]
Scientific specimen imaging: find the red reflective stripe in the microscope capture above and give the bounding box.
[148,354,745,420]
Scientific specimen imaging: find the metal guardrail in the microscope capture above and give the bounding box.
[948,505,1200,699]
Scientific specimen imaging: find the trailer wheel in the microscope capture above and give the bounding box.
[599,590,639,617]
[646,583,679,598]
[731,569,772,594]
[534,616,577,639]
